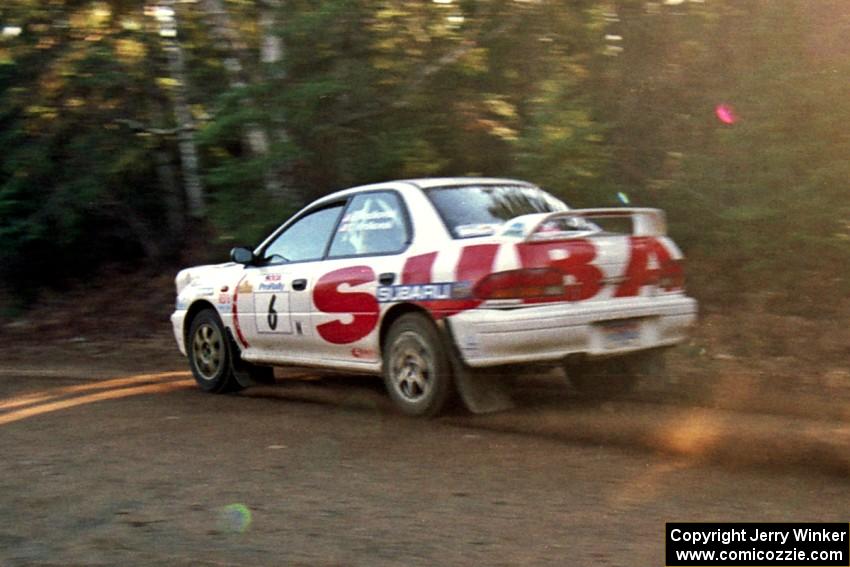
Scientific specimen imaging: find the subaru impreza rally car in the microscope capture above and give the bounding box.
[171,178,697,416]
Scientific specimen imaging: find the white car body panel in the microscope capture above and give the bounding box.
[171,178,698,375]
[448,295,697,367]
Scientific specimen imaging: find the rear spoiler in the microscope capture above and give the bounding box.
[500,208,667,242]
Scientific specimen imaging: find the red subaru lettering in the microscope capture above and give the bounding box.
[516,239,603,301]
[314,266,379,344]
[615,237,679,297]
[403,245,499,318]
[401,251,438,285]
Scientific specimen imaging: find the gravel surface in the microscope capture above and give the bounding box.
[1,339,848,566]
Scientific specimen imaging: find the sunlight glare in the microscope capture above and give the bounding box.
[715,103,737,125]
[219,504,253,533]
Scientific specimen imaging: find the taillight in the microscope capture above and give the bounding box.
[474,268,565,300]
[658,258,685,291]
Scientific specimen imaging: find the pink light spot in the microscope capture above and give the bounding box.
[715,104,737,125]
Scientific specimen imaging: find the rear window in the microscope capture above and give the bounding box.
[426,185,568,238]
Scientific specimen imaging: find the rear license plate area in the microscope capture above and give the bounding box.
[597,318,642,350]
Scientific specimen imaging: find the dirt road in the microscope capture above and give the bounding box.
[1,339,848,566]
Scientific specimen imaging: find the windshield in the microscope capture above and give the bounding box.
[426,185,568,238]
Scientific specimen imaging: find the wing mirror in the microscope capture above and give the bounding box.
[230,246,255,265]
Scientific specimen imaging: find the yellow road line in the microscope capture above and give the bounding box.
[0,391,57,411]
[0,371,190,411]
[0,380,194,426]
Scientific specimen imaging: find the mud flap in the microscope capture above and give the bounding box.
[629,348,670,389]
[231,360,258,389]
[646,349,667,373]
[226,330,275,389]
[451,358,516,414]
[441,322,515,414]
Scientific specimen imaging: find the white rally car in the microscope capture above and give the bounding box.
[171,178,697,416]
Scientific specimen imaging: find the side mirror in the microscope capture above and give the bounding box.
[230,246,255,265]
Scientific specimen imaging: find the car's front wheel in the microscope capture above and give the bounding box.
[187,309,243,393]
[382,313,454,417]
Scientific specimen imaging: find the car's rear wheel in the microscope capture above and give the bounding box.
[382,313,454,417]
[188,309,243,393]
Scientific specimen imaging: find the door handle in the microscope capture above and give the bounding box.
[378,272,396,285]
[292,278,307,291]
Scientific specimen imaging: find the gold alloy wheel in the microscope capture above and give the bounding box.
[192,322,225,381]
[389,330,435,403]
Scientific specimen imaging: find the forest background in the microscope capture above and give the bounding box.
[1,1,848,372]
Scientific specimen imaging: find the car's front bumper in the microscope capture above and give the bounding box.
[171,310,187,356]
[447,294,698,368]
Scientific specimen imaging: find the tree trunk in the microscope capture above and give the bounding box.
[259,0,284,68]
[155,147,185,239]
[199,0,287,202]
[157,0,206,219]
[258,0,303,205]
[144,79,186,241]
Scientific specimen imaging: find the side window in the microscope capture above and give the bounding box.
[262,204,344,264]
[328,192,409,258]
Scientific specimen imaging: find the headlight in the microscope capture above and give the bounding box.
[175,269,195,295]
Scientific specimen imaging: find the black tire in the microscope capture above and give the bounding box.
[382,313,455,417]
[187,309,243,393]
[566,357,639,400]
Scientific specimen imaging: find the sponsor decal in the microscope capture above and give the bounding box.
[401,251,437,286]
[351,347,377,360]
[236,280,253,294]
[311,237,681,345]
[218,293,231,304]
[455,223,498,238]
[232,276,250,348]
[264,274,282,282]
[501,222,526,238]
[452,280,474,298]
[197,287,215,297]
[313,266,379,345]
[517,238,602,302]
[400,244,499,317]
[337,210,398,233]
[463,334,480,353]
[517,236,680,302]
[376,282,456,303]
[614,236,680,297]
[257,282,285,292]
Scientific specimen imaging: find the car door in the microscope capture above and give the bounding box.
[308,190,412,365]
[237,203,346,362]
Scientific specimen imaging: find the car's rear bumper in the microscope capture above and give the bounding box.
[171,310,187,356]
[447,294,697,367]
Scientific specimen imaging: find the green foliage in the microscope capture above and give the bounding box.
[625,1,850,304]
[1,0,849,314]
[0,1,173,293]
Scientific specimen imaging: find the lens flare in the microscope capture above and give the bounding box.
[715,104,737,125]
[219,503,252,533]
